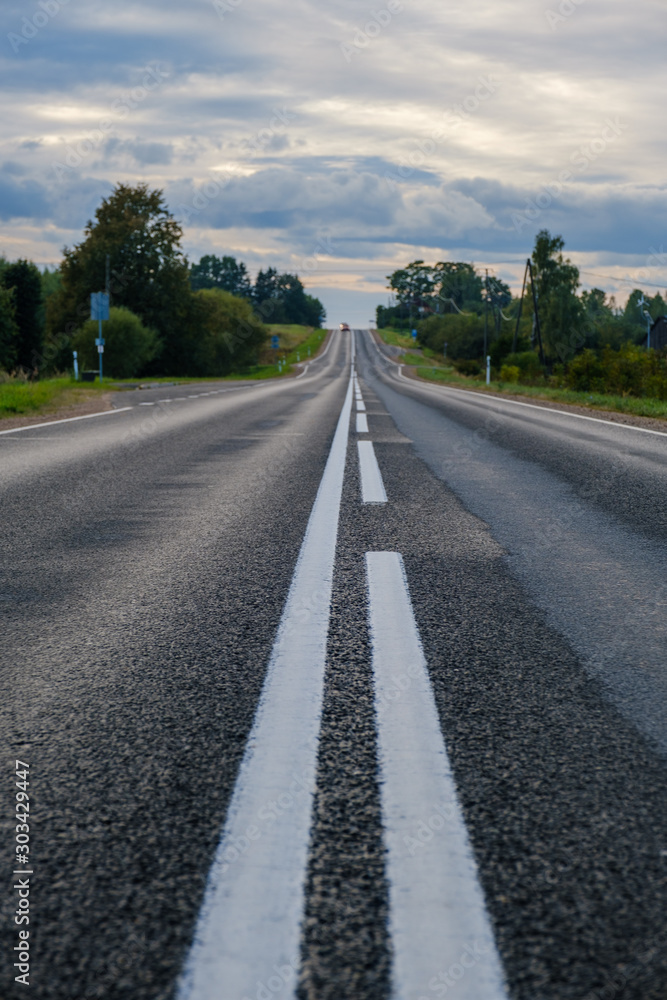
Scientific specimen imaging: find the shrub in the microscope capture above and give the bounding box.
[191,288,266,375]
[72,306,160,379]
[501,351,544,383]
[566,349,605,392]
[452,358,481,377]
[418,313,486,359]
[499,365,521,383]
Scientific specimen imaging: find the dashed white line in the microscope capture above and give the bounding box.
[177,377,354,1000]
[356,400,366,411]
[357,441,387,503]
[365,551,508,1000]
[356,412,369,433]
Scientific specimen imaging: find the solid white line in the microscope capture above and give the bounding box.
[177,377,354,1000]
[357,441,387,503]
[0,406,133,436]
[366,551,508,1000]
[390,355,667,439]
[356,412,369,433]
[356,399,366,411]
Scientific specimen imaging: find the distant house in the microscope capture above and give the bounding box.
[646,316,667,350]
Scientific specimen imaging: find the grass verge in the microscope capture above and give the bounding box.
[413,366,667,421]
[0,378,97,417]
[374,327,667,421]
[0,327,332,420]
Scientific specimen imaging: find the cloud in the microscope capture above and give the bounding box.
[0,0,665,306]
[0,175,50,220]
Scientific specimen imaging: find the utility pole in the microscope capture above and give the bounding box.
[483,269,489,359]
[512,260,528,353]
[527,258,546,367]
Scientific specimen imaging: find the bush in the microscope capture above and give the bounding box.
[417,313,486,359]
[565,349,605,392]
[503,351,544,383]
[499,365,521,383]
[191,289,266,375]
[71,306,160,379]
[452,358,481,377]
[565,344,667,398]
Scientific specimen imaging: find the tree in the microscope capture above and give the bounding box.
[0,285,19,371]
[417,312,486,359]
[252,269,325,326]
[191,289,266,374]
[71,307,160,379]
[387,261,437,318]
[1,259,43,371]
[530,230,584,361]
[47,183,192,373]
[190,255,252,298]
[434,262,484,312]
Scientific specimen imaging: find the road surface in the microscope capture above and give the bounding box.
[1,329,667,1000]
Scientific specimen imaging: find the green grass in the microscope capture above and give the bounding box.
[413,366,667,420]
[253,324,329,376]
[0,327,325,420]
[0,378,78,415]
[374,327,667,421]
[376,327,420,351]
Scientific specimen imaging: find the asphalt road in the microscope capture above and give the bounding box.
[2,329,667,1000]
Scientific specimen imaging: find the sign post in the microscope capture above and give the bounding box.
[72,350,79,381]
[90,292,109,381]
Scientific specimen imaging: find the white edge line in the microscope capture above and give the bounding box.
[0,406,134,436]
[366,551,508,1000]
[366,330,667,439]
[177,375,354,1000]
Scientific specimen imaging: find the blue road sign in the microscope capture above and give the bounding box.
[271,335,279,349]
[411,328,417,340]
[90,292,109,321]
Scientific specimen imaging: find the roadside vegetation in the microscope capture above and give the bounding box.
[0,323,324,420]
[377,228,667,421]
[0,183,326,387]
[375,331,667,420]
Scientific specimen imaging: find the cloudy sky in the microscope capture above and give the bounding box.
[1,0,665,324]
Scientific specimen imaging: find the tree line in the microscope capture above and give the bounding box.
[379,230,666,370]
[0,183,325,379]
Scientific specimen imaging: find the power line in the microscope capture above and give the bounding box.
[579,269,667,290]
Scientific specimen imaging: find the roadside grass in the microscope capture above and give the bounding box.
[242,325,328,378]
[0,378,93,416]
[414,366,667,420]
[0,326,331,420]
[376,327,420,351]
[374,327,667,421]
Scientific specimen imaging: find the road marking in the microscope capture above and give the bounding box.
[357,441,387,503]
[356,412,369,433]
[177,377,354,1000]
[385,351,667,439]
[0,406,133,436]
[356,399,366,411]
[365,551,508,1000]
